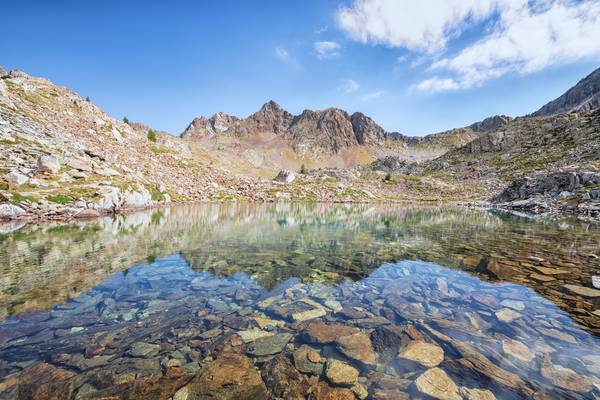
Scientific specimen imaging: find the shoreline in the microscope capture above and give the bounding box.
[2,197,599,227]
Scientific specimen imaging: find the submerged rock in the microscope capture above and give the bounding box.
[247,333,292,356]
[183,354,268,400]
[325,359,359,386]
[261,354,312,399]
[414,367,461,400]
[293,345,324,376]
[397,340,444,368]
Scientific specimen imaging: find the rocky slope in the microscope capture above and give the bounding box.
[531,66,600,116]
[1,65,600,221]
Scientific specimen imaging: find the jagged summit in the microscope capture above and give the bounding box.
[181,102,391,153]
[530,66,600,117]
[468,115,512,132]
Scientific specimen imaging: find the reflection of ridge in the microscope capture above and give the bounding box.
[0,203,599,333]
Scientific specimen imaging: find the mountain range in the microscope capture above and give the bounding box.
[0,64,599,221]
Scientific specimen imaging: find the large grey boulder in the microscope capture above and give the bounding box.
[274,170,295,183]
[4,170,29,186]
[67,158,93,172]
[121,185,153,208]
[37,155,61,174]
[0,204,26,219]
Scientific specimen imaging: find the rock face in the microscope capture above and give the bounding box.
[468,115,512,132]
[181,101,391,154]
[531,66,600,116]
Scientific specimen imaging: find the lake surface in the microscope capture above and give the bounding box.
[0,203,599,399]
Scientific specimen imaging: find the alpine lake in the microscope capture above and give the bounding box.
[0,203,599,400]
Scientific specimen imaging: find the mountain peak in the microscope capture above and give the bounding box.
[530,66,600,117]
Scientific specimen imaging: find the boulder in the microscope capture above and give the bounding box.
[4,170,29,186]
[95,167,120,177]
[122,185,153,208]
[182,354,268,400]
[325,359,359,386]
[397,340,444,368]
[274,170,296,183]
[37,155,61,174]
[414,368,461,400]
[261,355,312,399]
[67,158,93,172]
[0,204,26,219]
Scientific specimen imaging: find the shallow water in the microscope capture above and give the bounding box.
[0,203,599,399]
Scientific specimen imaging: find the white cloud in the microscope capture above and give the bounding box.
[362,90,384,101]
[415,77,460,93]
[315,26,329,34]
[340,79,361,93]
[275,47,290,61]
[338,0,600,92]
[338,0,500,53]
[314,41,341,59]
[428,1,600,90]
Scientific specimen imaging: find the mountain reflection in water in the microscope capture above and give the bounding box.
[0,203,599,399]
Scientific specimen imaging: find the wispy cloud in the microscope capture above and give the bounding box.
[314,41,341,59]
[362,90,384,101]
[339,79,361,93]
[415,77,460,94]
[315,26,329,34]
[274,47,290,62]
[338,0,600,92]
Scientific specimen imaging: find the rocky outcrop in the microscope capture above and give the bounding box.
[286,108,358,153]
[350,112,388,144]
[468,115,512,133]
[370,156,410,173]
[492,171,600,218]
[182,101,391,154]
[531,67,600,116]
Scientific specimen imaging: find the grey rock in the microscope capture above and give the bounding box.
[37,155,60,174]
[128,342,160,358]
[274,170,296,183]
[0,204,26,219]
[4,170,29,186]
[247,333,292,356]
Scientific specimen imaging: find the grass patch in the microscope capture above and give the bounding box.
[10,192,38,204]
[144,184,165,201]
[150,145,172,154]
[47,194,73,204]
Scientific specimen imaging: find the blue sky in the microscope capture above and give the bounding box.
[1,0,599,136]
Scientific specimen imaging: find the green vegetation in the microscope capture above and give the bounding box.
[122,116,129,124]
[147,129,157,142]
[10,192,38,204]
[47,194,72,204]
[85,96,90,102]
[383,173,393,182]
[144,184,165,201]
[0,181,8,190]
[150,145,172,154]
[300,164,307,174]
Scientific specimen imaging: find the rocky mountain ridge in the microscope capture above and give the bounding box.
[1,65,600,221]
[182,101,391,154]
[530,66,600,117]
